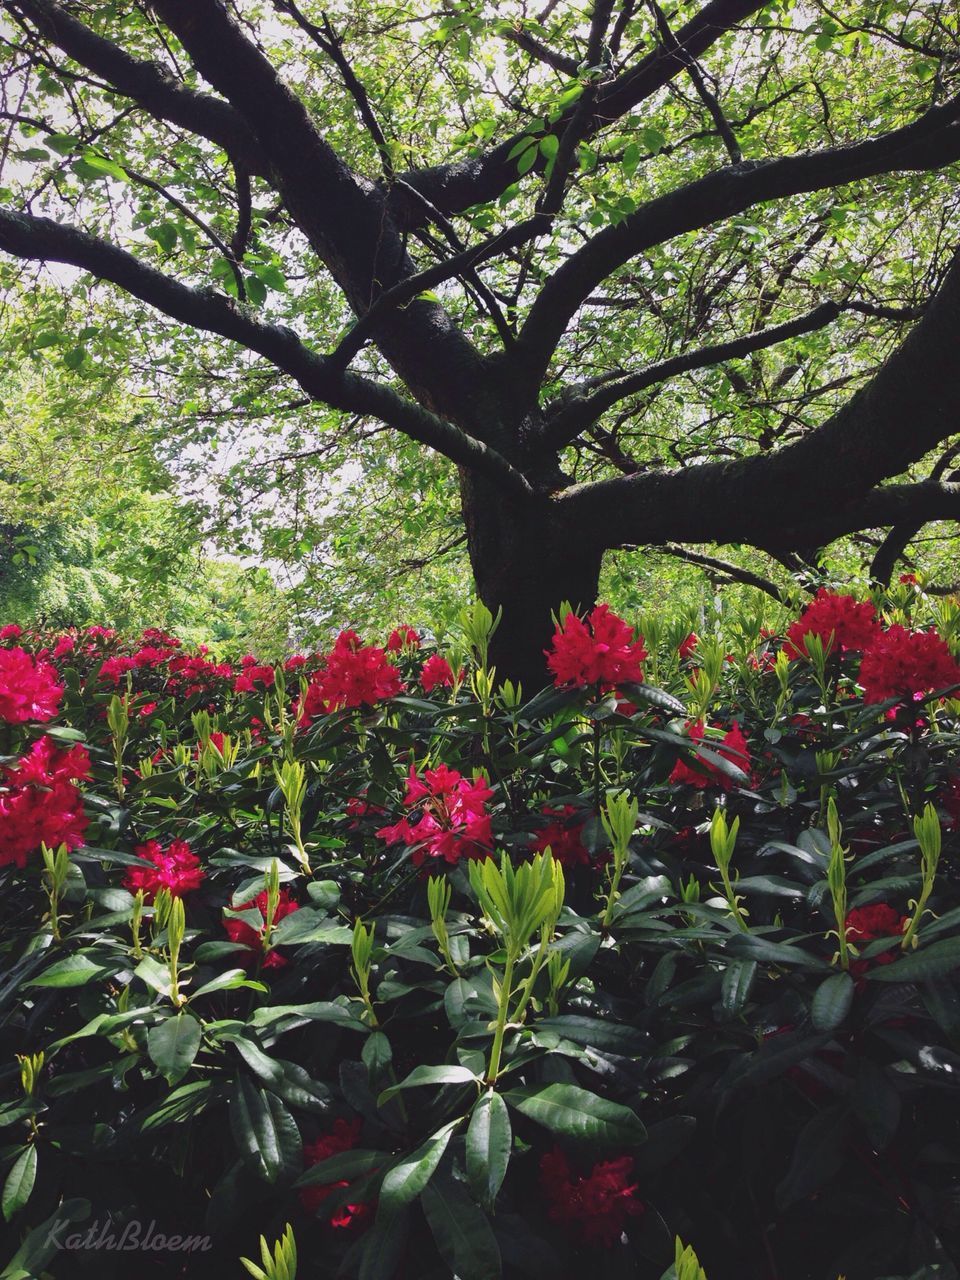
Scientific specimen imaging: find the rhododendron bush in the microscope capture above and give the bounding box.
[0,590,959,1280]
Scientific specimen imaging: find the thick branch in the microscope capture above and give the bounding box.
[0,206,532,496]
[517,93,960,380]
[542,299,845,449]
[150,0,495,435]
[8,0,270,176]
[552,251,960,550]
[392,0,767,224]
[643,543,788,602]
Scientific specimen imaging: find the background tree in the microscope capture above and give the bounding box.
[0,0,957,681]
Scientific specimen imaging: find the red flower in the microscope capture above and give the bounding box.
[530,805,591,868]
[0,647,64,723]
[300,1118,372,1228]
[0,624,22,641]
[784,590,879,660]
[376,764,492,867]
[845,903,908,979]
[224,888,299,970]
[300,631,404,721]
[546,605,647,688]
[0,736,90,867]
[97,655,138,685]
[669,721,752,790]
[858,626,960,704]
[420,654,456,693]
[52,634,75,659]
[678,632,699,660]
[540,1147,643,1247]
[899,573,918,585]
[284,654,308,672]
[385,626,419,653]
[124,839,204,902]
[234,664,275,694]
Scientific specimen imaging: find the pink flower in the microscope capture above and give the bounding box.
[300,1118,372,1228]
[52,635,75,659]
[0,647,64,723]
[540,1147,644,1246]
[0,736,90,867]
[234,663,275,694]
[678,632,699,660]
[299,631,404,721]
[859,626,960,704]
[0,624,22,641]
[845,903,908,979]
[784,590,879,660]
[98,655,138,685]
[529,805,592,868]
[545,605,647,688]
[420,655,456,693]
[669,721,752,790]
[123,839,204,902]
[284,654,307,672]
[224,888,299,970]
[386,626,419,653]
[376,764,492,867]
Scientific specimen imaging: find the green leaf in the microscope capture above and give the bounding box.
[506,1084,646,1146]
[191,969,265,999]
[28,953,113,988]
[229,1077,302,1183]
[294,1149,382,1188]
[721,959,756,1014]
[378,1120,458,1211]
[245,274,267,307]
[516,144,538,175]
[147,1013,202,1085]
[539,134,559,160]
[776,1108,847,1209]
[2,1147,37,1221]
[378,1064,478,1106]
[466,1090,511,1210]
[0,1197,89,1278]
[811,972,854,1032]
[147,222,177,253]
[640,126,666,153]
[867,937,960,982]
[45,133,77,155]
[422,1175,502,1280]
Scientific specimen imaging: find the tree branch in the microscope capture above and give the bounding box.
[642,542,789,602]
[516,92,960,382]
[552,250,960,550]
[0,206,533,496]
[541,299,849,449]
[391,0,767,224]
[8,0,270,176]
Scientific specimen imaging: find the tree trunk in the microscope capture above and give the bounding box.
[460,471,604,691]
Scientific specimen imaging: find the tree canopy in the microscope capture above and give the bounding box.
[0,0,957,677]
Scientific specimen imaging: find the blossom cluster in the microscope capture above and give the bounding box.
[376,764,493,867]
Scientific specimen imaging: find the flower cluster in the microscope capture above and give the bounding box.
[546,605,647,688]
[529,804,591,868]
[669,721,752,790]
[783,590,879,660]
[234,654,276,694]
[300,630,404,720]
[123,839,205,902]
[845,902,908,979]
[377,764,492,867]
[300,1117,372,1228]
[0,736,90,867]
[539,1148,644,1246]
[420,654,457,693]
[0,647,64,723]
[385,625,419,653]
[858,625,960,704]
[224,888,300,969]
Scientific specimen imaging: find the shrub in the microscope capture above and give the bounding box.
[0,591,959,1279]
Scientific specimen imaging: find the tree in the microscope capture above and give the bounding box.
[0,0,957,683]
[0,360,291,649]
